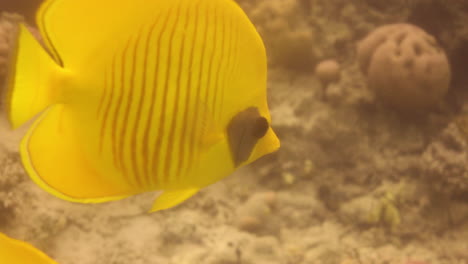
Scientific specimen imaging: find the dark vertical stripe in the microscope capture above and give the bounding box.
[110,56,121,169]
[203,2,218,133]
[211,7,226,121]
[112,39,132,173]
[177,2,199,180]
[160,3,183,184]
[219,9,234,121]
[128,30,146,187]
[117,36,136,178]
[151,3,177,184]
[142,14,167,187]
[97,69,109,118]
[99,65,113,153]
[187,1,210,170]
[232,17,241,82]
[135,23,157,187]
[164,3,189,181]
[225,11,240,115]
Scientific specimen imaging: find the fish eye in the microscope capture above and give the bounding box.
[252,116,269,138]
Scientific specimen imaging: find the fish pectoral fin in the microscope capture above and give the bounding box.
[150,188,199,213]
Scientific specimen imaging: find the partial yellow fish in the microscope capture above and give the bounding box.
[4,0,279,212]
[0,232,58,264]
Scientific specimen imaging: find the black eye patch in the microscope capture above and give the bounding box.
[252,116,269,139]
[227,107,269,167]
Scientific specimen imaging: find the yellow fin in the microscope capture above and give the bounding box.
[21,105,136,203]
[248,128,280,164]
[4,24,61,129]
[150,188,199,212]
[37,0,156,68]
[0,233,58,264]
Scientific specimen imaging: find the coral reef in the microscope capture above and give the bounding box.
[423,120,468,197]
[0,149,22,228]
[244,0,319,71]
[1,1,467,264]
[357,23,451,112]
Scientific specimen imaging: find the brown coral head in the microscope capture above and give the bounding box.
[357,23,451,112]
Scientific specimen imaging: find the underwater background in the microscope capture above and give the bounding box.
[1,0,468,263]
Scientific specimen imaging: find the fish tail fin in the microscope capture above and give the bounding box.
[3,24,62,129]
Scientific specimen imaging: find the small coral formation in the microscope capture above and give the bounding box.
[246,0,318,71]
[422,120,468,197]
[235,191,279,235]
[315,59,341,84]
[357,23,451,112]
[367,191,401,231]
[339,185,404,231]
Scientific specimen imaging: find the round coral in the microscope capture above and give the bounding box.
[315,59,340,83]
[247,0,318,71]
[357,23,451,112]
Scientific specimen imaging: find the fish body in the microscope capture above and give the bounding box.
[0,232,58,264]
[4,0,279,211]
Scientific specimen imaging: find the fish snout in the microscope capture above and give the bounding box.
[227,107,279,167]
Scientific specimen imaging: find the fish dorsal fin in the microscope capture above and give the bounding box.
[150,188,199,212]
[36,0,153,68]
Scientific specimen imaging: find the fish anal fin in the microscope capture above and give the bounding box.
[150,188,199,212]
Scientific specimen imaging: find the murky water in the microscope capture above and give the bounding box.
[1,0,467,263]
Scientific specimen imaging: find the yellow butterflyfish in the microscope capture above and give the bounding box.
[0,232,58,264]
[3,0,280,212]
